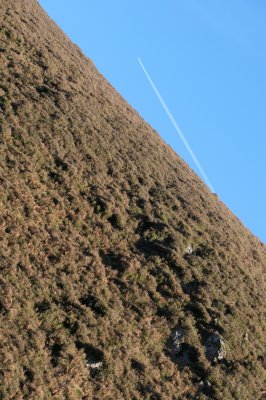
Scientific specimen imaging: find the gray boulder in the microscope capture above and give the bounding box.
[172,329,185,354]
[205,331,226,362]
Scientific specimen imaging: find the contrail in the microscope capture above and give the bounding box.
[138,57,215,193]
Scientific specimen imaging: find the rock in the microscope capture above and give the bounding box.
[172,329,185,354]
[185,245,193,255]
[205,331,226,362]
[86,361,103,369]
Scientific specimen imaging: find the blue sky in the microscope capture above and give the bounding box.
[39,0,266,243]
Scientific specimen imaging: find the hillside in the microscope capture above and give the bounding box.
[0,1,265,399]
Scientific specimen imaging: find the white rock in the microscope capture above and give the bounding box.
[185,245,193,255]
[86,361,103,369]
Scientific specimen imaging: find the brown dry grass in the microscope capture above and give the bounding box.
[0,1,265,399]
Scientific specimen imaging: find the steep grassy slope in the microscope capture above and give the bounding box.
[0,1,265,399]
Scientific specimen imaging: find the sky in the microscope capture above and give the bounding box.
[39,0,266,243]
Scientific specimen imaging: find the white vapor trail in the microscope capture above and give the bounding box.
[138,57,215,193]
